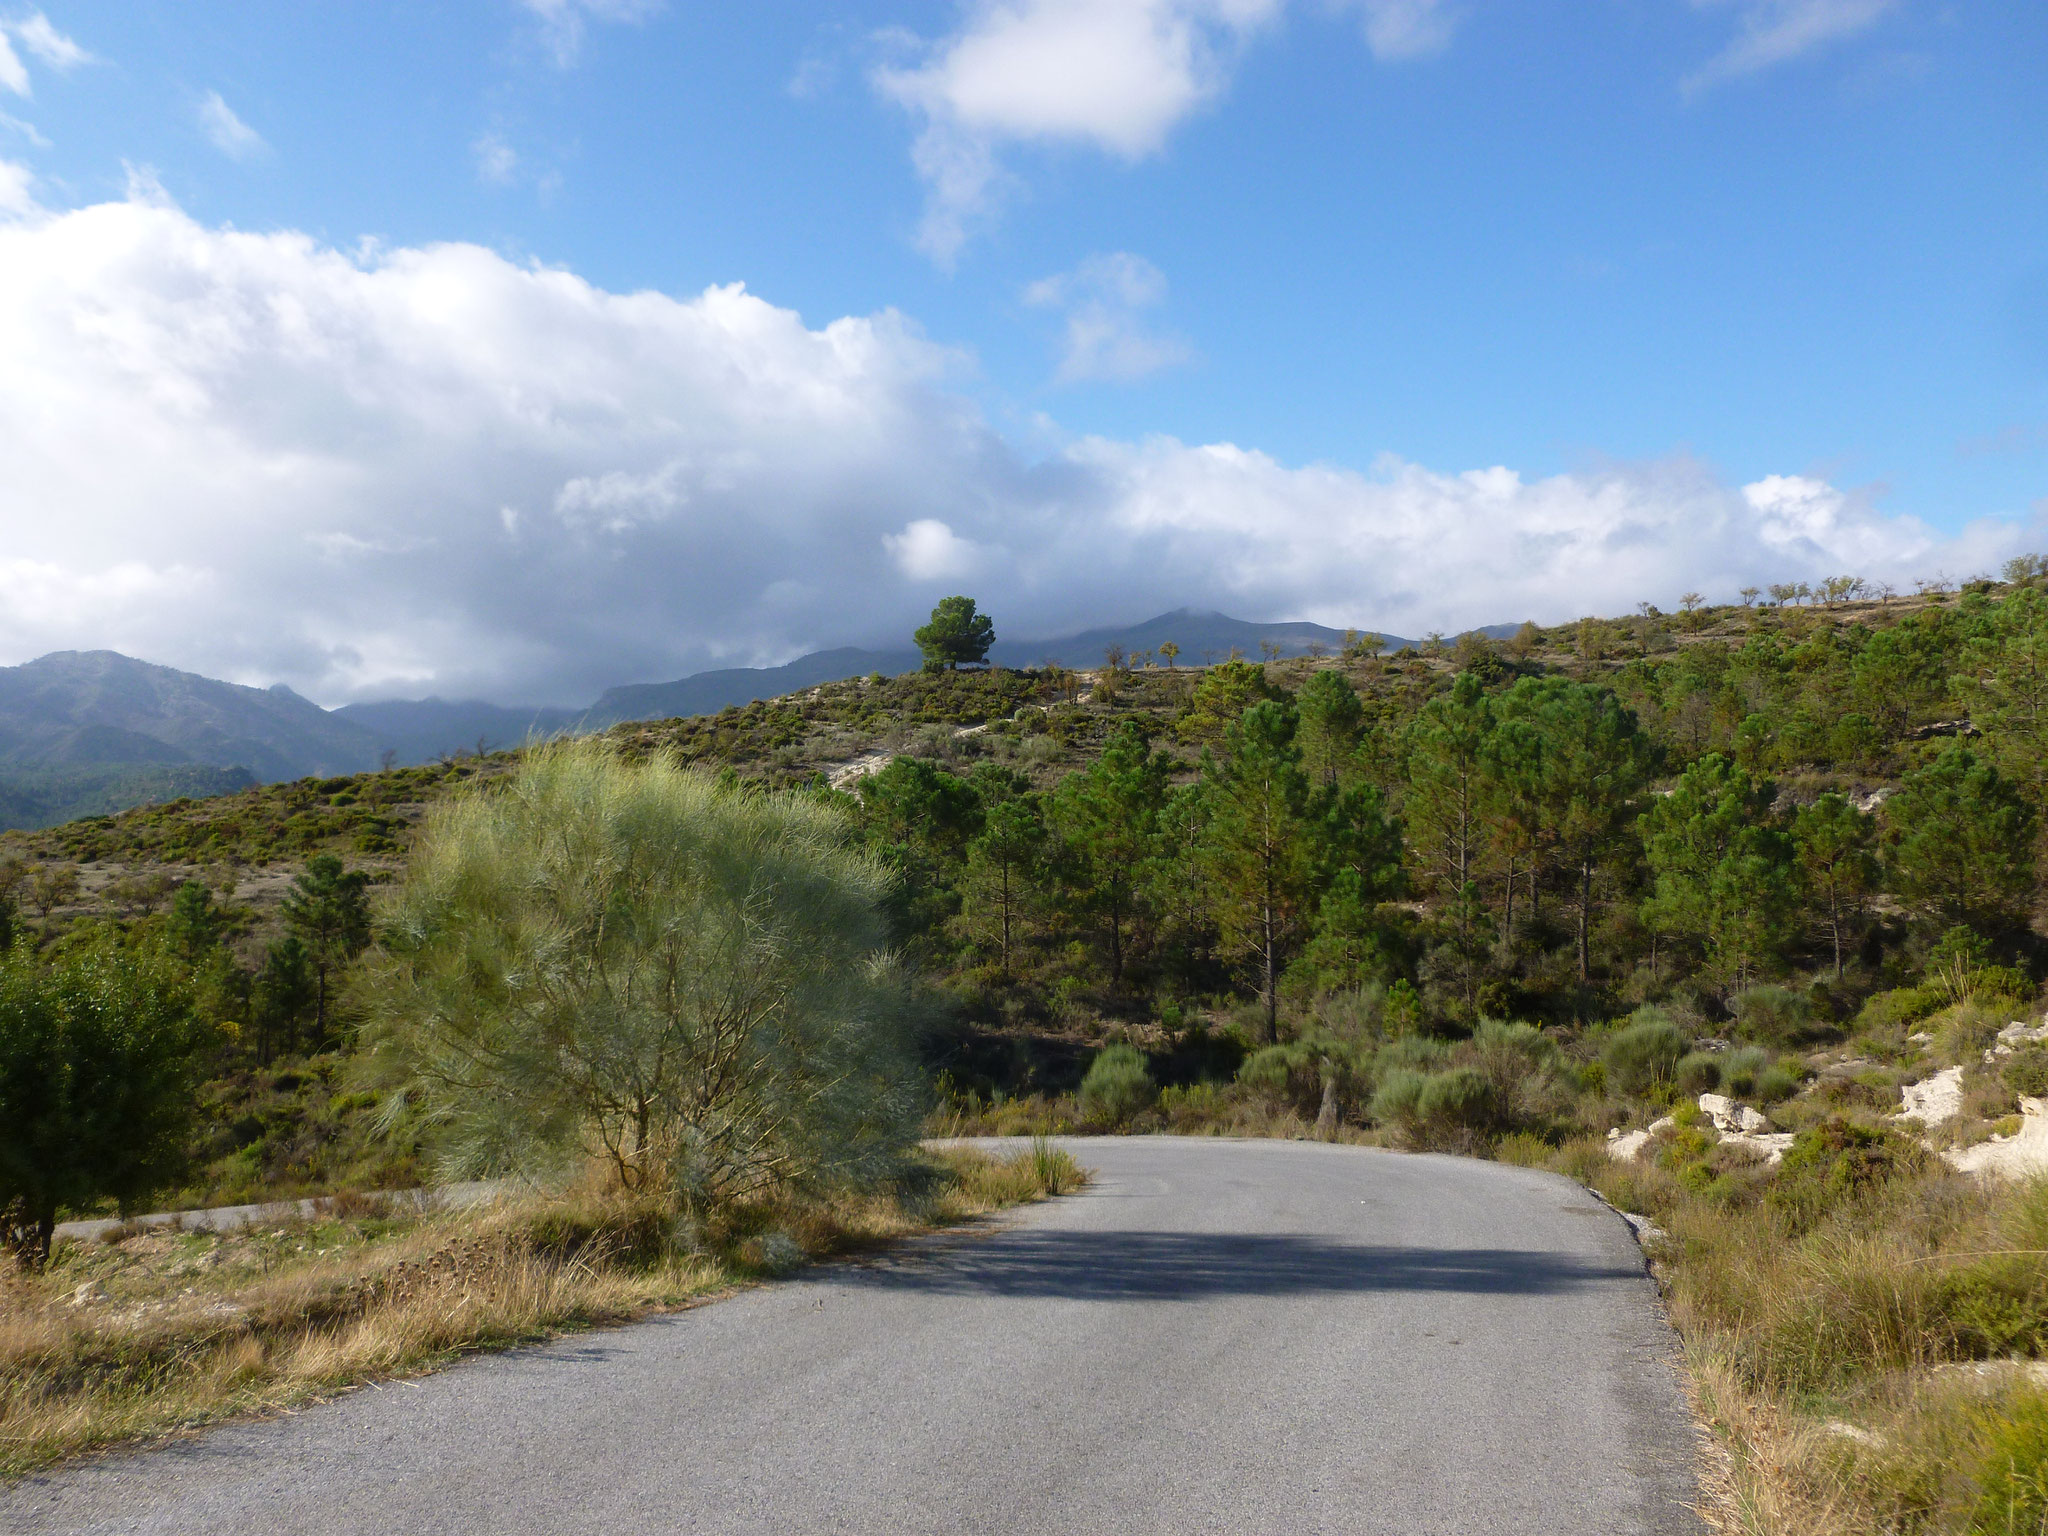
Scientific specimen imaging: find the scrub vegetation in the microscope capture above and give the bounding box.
[8,569,2048,1523]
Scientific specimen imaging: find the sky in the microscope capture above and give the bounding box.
[0,0,2043,706]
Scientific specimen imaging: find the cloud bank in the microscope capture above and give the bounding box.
[0,185,2028,706]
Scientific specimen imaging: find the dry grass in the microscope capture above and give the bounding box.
[1530,1124,2048,1535]
[0,1143,1083,1478]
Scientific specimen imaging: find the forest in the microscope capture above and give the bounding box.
[6,567,2048,1199]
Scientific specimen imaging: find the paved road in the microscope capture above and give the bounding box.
[8,1138,1704,1536]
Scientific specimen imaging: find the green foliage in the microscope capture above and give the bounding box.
[1175,659,1273,748]
[1769,1116,1924,1232]
[1888,745,2037,932]
[164,879,222,961]
[1599,1009,1688,1097]
[1793,792,1878,978]
[0,935,210,1265]
[1295,668,1364,788]
[1403,671,1493,901]
[2002,1048,2048,1099]
[1729,984,1817,1048]
[1200,701,1317,1036]
[279,854,372,1048]
[1370,1065,1500,1150]
[1077,1043,1157,1128]
[360,742,924,1211]
[1641,754,1796,987]
[1049,723,1170,984]
[913,595,996,671]
[1969,1392,2048,1536]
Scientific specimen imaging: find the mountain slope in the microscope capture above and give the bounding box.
[331,698,585,764]
[583,647,924,728]
[0,652,380,781]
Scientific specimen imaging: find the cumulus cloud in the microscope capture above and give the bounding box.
[0,190,2030,706]
[1025,251,1192,383]
[521,0,663,68]
[885,519,996,581]
[0,155,32,214]
[1686,0,1899,92]
[874,0,1284,263]
[197,91,266,160]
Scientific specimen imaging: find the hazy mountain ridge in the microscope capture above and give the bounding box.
[0,612,1527,829]
[0,651,380,780]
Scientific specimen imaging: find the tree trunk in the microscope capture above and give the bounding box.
[1315,1070,1339,1140]
[1577,857,1593,984]
[1108,885,1124,985]
[998,862,1012,976]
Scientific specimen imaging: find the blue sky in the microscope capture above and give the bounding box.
[0,2,2043,703]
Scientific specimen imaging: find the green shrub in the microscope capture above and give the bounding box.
[2004,1047,2048,1099]
[1754,1062,1803,1103]
[1769,1116,1925,1231]
[1729,984,1816,1047]
[1856,985,1943,1035]
[1970,1390,2048,1536]
[1675,1050,1721,1096]
[1600,1010,1688,1097]
[359,741,923,1212]
[1078,1043,1156,1128]
[1370,1066,1500,1150]
[1717,1044,1771,1097]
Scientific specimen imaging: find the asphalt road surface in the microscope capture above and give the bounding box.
[8,1138,1704,1536]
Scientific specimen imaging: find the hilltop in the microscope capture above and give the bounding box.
[0,609,1477,831]
[0,579,1986,927]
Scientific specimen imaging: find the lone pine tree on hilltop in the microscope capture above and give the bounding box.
[915,595,995,671]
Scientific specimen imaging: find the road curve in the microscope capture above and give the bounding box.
[8,1138,1704,1536]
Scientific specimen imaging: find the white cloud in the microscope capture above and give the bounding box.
[0,33,25,97]
[874,0,1284,263]
[0,110,48,147]
[1025,251,1192,383]
[1686,0,1898,91]
[473,132,518,186]
[10,11,87,69]
[521,0,662,68]
[197,91,266,160]
[885,519,994,581]
[1334,0,1457,61]
[0,11,88,97]
[0,190,2030,705]
[0,155,33,215]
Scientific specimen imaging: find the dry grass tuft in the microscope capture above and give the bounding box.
[0,1143,1081,1478]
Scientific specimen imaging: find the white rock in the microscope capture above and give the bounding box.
[1899,1066,1964,1128]
[1605,1115,1676,1164]
[1719,1131,1796,1166]
[1698,1093,1771,1135]
[68,1281,108,1307]
[1949,1096,2048,1179]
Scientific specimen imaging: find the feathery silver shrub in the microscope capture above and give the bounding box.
[360,742,923,1209]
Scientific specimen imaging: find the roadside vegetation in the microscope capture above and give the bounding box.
[0,1141,1081,1478]
[7,571,2048,1524]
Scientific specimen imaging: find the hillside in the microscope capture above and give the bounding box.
[0,580,1984,908]
[0,651,381,780]
[0,610,1438,827]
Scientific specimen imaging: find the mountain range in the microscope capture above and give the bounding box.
[0,610,1519,831]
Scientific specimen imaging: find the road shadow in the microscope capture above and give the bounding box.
[834,1229,1632,1301]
